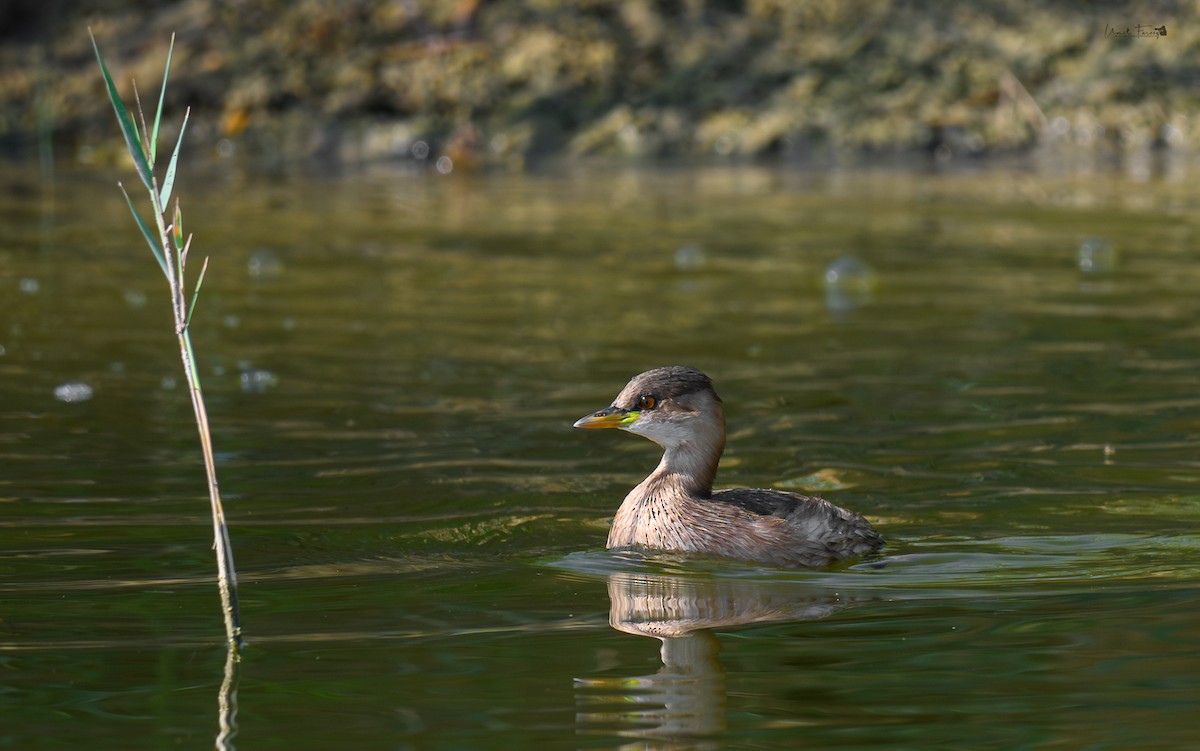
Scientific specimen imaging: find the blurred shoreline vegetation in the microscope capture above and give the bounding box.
[1,0,1196,171]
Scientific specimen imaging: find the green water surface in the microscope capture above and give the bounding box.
[2,161,1199,749]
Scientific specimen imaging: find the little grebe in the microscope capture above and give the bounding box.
[574,366,883,568]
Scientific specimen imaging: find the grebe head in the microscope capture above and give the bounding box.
[573,366,725,453]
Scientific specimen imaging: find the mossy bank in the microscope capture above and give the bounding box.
[2,0,1196,169]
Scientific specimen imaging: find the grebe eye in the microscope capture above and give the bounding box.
[638,394,656,410]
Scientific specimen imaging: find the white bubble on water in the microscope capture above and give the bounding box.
[247,248,283,278]
[436,156,454,175]
[824,256,874,289]
[673,244,706,271]
[19,278,39,294]
[54,381,93,403]
[823,255,876,312]
[1078,238,1117,274]
[240,368,279,394]
[123,289,147,308]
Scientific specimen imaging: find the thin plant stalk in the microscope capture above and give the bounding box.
[90,30,243,654]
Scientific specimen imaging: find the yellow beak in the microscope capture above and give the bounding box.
[573,408,640,429]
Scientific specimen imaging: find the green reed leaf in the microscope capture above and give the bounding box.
[90,30,153,191]
[187,254,208,328]
[160,106,189,209]
[151,33,176,168]
[120,182,168,278]
[173,200,185,252]
[132,81,151,164]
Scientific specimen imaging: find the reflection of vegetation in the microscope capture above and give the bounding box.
[6,2,1197,166]
[91,32,242,653]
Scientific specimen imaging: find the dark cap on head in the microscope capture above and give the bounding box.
[614,366,719,409]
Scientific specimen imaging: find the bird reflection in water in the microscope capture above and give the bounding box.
[575,570,847,745]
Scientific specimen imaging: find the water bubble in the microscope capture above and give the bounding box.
[54,381,93,403]
[824,256,875,290]
[436,156,454,174]
[161,375,177,389]
[673,244,706,271]
[123,289,147,308]
[240,367,279,394]
[0,344,6,357]
[823,255,876,312]
[1078,238,1117,275]
[223,314,241,329]
[411,140,430,160]
[217,139,236,158]
[247,248,283,278]
[282,316,296,331]
[19,278,39,294]
[110,361,126,374]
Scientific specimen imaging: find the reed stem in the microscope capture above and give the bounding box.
[91,30,243,654]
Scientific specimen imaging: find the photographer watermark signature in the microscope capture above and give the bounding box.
[1105,24,1167,39]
